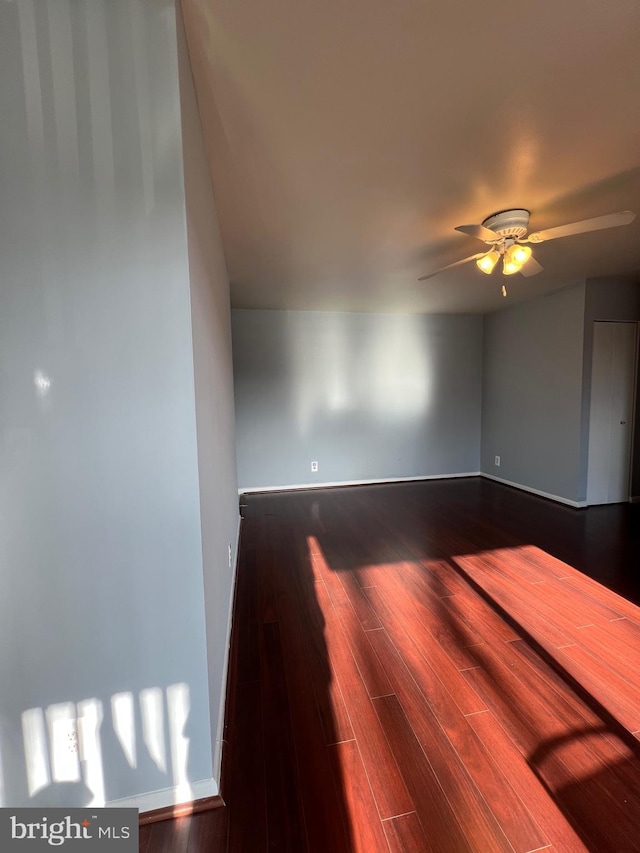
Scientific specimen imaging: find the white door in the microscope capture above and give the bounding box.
[586,321,637,505]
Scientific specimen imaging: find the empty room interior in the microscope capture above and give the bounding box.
[2,0,640,851]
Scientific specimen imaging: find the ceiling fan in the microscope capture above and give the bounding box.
[418,208,636,296]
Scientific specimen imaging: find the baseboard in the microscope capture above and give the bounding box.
[480,472,587,508]
[138,794,223,826]
[212,513,242,785]
[106,777,218,815]
[239,471,481,495]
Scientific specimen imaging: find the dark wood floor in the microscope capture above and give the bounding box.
[143,477,640,852]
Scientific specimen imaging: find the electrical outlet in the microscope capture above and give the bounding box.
[495,455,501,467]
[53,718,79,754]
[49,709,80,782]
[228,543,232,568]
[67,729,79,754]
[311,461,318,473]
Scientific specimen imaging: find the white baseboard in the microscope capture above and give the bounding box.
[481,472,586,508]
[212,512,242,785]
[239,471,481,495]
[106,777,218,813]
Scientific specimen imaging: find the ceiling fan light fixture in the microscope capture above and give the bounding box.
[419,206,634,284]
[476,249,500,274]
[502,256,521,275]
[502,242,531,275]
[510,244,532,266]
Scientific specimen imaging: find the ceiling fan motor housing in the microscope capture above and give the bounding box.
[482,209,530,240]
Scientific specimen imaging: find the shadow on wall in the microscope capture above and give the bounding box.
[1,682,198,809]
[232,311,483,489]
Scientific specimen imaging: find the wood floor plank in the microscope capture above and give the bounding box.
[337,568,384,630]
[260,620,308,851]
[272,530,355,853]
[471,545,552,586]
[453,553,575,648]
[311,546,383,632]
[186,809,229,853]
[383,564,484,673]
[553,642,640,732]
[422,557,477,598]
[462,650,640,851]
[318,561,394,698]
[444,582,521,646]
[368,631,515,853]
[453,547,640,738]
[482,548,615,627]
[328,739,391,852]
[364,583,486,717]
[510,639,636,763]
[383,811,432,853]
[275,518,355,747]
[405,559,455,599]
[576,620,640,694]
[472,637,619,770]
[269,521,355,751]
[445,717,549,853]
[364,586,546,852]
[258,517,280,624]
[153,479,640,853]
[313,578,415,820]
[147,816,191,853]
[547,569,626,622]
[412,587,487,671]
[552,565,640,620]
[372,694,474,853]
[224,680,266,853]
[519,545,628,618]
[138,824,152,853]
[466,710,590,853]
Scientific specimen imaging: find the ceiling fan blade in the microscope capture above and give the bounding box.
[527,210,635,243]
[455,224,502,243]
[519,255,543,277]
[418,253,486,281]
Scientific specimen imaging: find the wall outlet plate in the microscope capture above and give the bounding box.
[311,461,318,472]
[495,455,501,467]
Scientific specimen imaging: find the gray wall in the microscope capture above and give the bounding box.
[232,310,482,490]
[177,5,239,782]
[0,0,237,810]
[581,276,640,499]
[481,283,587,503]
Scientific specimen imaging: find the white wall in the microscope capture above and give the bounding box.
[481,283,587,504]
[0,0,236,811]
[232,310,482,490]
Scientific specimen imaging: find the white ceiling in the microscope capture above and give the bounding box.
[181,0,640,314]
